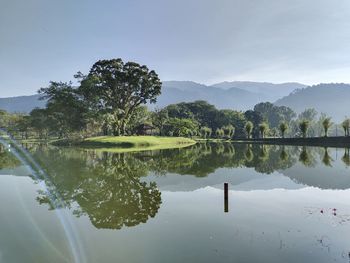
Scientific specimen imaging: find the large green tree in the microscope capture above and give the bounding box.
[29,108,49,139]
[78,59,161,135]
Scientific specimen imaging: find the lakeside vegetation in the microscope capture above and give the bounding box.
[0,58,350,150]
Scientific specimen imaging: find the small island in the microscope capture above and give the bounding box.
[54,135,195,153]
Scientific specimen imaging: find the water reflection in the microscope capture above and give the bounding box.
[7,143,350,230]
[342,148,350,167]
[0,144,21,169]
[33,148,162,229]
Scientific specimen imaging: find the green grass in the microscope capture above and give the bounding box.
[78,136,196,153]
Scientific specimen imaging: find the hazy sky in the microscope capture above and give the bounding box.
[1,0,350,97]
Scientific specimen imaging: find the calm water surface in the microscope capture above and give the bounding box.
[1,143,350,263]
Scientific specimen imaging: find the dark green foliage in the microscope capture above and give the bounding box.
[78,59,161,135]
[254,102,296,128]
[151,108,169,136]
[244,110,263,138]
[163,118,199,137]
[165,101,245,137]
[39,81,88,138]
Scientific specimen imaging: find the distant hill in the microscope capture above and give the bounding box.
[0,94,45,113]
[153,81,305,110]
[275,83,350,122]
[155,81,261,110]
[5,81,341,115]
[211,81,306,102]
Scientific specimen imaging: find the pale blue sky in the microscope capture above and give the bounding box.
[1,0,350,97]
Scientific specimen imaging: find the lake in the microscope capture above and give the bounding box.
[1,142,350,263]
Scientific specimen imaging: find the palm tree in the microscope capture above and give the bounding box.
[215,128,224,138]
[223,125,235,139]
[299,120,309,138]
[279,122,288,138]
[259,122,269,138]
[244,121,253,139]
[200,126,212,139]
[342,119,350,136]
[322,117,332,137]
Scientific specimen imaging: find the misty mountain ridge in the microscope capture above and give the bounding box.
[1,80,304,113]
[154,80,305,110]
[275,83,350,122]
[1,82,350,122]
[0,94,45,113]
[211,81,306,101]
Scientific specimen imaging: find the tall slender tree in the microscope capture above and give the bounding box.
[279,121,288,138]
[342,119,350,136]
[259,122,269,138]
[321,117,332,137]
[245,121,253,139]
[299,120,310,138]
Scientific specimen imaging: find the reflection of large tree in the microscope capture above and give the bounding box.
[34,148,161,229]
[0,145,21,169]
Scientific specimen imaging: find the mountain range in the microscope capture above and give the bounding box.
[0,94,45,113]
[275,83,350,122]
[153,81,305,110]
[1,81,350,122]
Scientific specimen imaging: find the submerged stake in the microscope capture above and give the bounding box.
[224,183,228,213]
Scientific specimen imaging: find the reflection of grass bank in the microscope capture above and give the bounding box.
[54,136,196,153]
[195,138,231,143]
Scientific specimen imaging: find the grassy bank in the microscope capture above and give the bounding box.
[59,136,196,153]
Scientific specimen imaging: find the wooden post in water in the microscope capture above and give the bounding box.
[224,183,228,213]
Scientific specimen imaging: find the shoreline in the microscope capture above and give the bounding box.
[231,136,350,148]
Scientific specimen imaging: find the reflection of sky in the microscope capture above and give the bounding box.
[0,175,75,262]
[145,168,303,192]
[2,173,350,263]
[154,187,350,263]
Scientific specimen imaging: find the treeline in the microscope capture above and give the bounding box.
[0,58,349,140]
[2,99,350,140]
